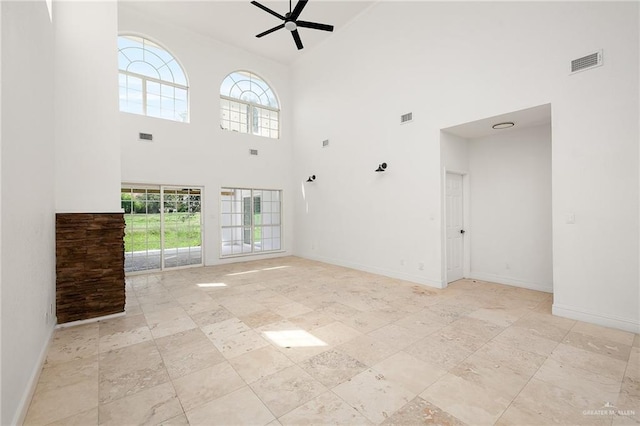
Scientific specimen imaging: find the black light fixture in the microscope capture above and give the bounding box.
[375,163,387,172]
[306,175,316,182]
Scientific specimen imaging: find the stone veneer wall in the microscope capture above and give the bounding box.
[56,213,125,323]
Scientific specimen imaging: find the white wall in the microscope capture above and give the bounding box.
[0,3,4,422]
[55,1,121,213]
[441,132,469,175]
[1,2,56,424]
[468,124,552,292]
[1,4,4,423]
[118,6,294,265]
[292,2,639,332]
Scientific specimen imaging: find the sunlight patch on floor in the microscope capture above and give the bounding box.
[262,330,328,348]
[196,283,227,288]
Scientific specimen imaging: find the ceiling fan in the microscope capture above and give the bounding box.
[251,0,334,50]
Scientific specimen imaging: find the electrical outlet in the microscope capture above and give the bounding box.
[418,262,424,271]
[400,259,405,266]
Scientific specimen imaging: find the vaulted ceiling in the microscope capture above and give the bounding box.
[119,1,375,65]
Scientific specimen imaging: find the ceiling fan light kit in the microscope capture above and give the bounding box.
[251,0,334,50]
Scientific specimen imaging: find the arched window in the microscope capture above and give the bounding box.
[118,35,188,122]
[220,71,279,139]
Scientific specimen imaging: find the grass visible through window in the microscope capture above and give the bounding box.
[124,213,201,252]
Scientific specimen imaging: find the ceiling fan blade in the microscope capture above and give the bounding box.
[250,1,285,21]
[291,29,304,50]
[256,23,285,38]
[296,20,334,32]
[290,0,308,21]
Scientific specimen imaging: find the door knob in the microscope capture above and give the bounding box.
[460,229,465,234]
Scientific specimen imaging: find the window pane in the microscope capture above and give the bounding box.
[230,213,241,226]
[161,84,174,98]
[175,88,188,103]
[146,44,174,65]
[157,64,173,83]
[118,35,142,50]
[167,60,187,86]
[144,50,166,72]
[147,81,161,96]
[147,93,161,118]
[127,61,160,79]
[220,71,279,138]
[120,46,144,63]
[161,96,175,113]
[120,74,143,115]
[127,75,143,92]
[118,35,189,122]
[221,189,281,257]
[118,51,131,69]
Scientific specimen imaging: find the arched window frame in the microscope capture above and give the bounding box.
[220,71,280,139]
[118,33,189,123]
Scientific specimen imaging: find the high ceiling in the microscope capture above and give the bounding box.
[119,1,375,65]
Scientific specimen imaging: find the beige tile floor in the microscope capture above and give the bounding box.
[24,256,640,425]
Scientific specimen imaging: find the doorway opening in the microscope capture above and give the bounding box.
[121,185,203,273]
[440,103,552,292]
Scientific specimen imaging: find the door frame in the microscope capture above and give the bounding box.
[442,169,471,287]
[122,183,204,274]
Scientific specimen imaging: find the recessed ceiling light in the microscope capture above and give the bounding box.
[492,122,515,130]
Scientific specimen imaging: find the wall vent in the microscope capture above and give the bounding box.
[322,139,329,147]
[139,132,153,141]
[570,50,603,74]
[249,149,259,156]
[400,112,413,124]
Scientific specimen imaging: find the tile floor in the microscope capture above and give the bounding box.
[24,256,640,425]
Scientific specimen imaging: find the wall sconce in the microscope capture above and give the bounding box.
[375,163,387,172]
[306,175,316,182]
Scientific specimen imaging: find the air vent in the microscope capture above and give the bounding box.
[249,149,258,156]
[400,112,413,124]
[570,50,603,74]
[322,139,329,147]
[139,132,153,141]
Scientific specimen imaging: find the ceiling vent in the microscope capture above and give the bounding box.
[139,132,153,141]
[570,50,603,74]
[400,112,413,124]
[322,139,329,147]
[249,149,259,156]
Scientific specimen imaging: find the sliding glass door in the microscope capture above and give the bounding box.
[221,188,281,257]
[162,187,202,268]
[122,185,203,273]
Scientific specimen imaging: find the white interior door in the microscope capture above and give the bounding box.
[446,172,465,283]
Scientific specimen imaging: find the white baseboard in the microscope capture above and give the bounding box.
[467,272,553,293]
[553,303,640,334]
[13,325,55,426]
[299,253,444,289]
[56,311,125,329]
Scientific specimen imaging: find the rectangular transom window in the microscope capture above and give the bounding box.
[221,188,282,257]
